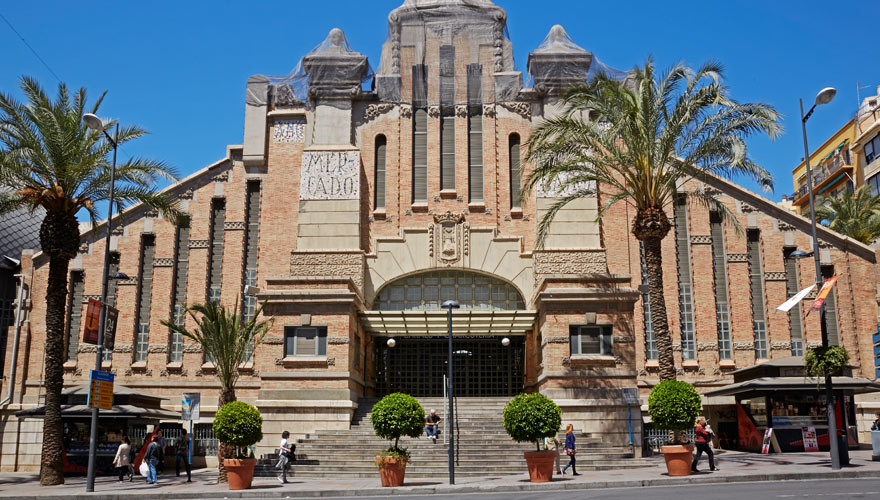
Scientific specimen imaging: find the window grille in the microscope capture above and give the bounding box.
[134,235,155,363]
[747,230,768,359]
[374,135,387,209]
[710,213,732,359]
[639,244,657,361]
[65,271,85,361]
[783,248,804,356]
[509,134,522,208]
[674,198,696,360]
[169,222,190,363]
[374,271,525,311]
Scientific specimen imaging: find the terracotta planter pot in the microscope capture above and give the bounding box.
[376,456,407,487]
[524,450,556,482]
[224,458,256,490]
[661,444,694,476]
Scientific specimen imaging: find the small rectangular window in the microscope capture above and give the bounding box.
[374,136,387,209]
[284,326,327,357]
[569,325,613,355]
[509,135,522,208]
[412,109,428,203]
[866,138,876,164]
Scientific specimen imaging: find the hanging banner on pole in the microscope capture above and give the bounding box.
[181,393,200,421]
[777,284,816,312]
[82,299,102,345]
[809,276,839,313]
[103,305,119,351]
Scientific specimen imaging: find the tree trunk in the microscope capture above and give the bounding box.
[642,236,677,381]
[39,254,71,485]
[216,388,236,483]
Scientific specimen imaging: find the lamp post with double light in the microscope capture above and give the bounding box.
[441,300,459,484]
[796,87,842,470]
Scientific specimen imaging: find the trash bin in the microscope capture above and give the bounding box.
[837,431,850,466]
[871,431,880,461]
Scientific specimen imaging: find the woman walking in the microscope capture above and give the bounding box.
[113,436,131,482]
[692,417,718,472]
[276,431,293,484]
[561,424,579,476]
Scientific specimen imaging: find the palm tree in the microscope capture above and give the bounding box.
[162,298,272,481]
[814,185,880,245]
[0,77,180,485]
[524,60,781,381]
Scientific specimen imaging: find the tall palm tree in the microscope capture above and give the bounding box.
[524,60,781,381]
[162,298,272,481]
[0,77,180,485]
[814,185,880,245]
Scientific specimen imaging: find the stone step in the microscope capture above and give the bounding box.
[259,456,641,466]
[255,463,655,478]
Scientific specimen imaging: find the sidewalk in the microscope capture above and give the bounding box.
[2,450,879,499]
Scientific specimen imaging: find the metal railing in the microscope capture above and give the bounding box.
[194,423,218,457]
[643,427,696,453]
[794,151,852,201]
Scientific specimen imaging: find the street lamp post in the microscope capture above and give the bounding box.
[83,113,120,492]
[441,300,459,485]
[798,87,842,470]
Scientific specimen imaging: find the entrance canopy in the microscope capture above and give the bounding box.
[360,309,536,336]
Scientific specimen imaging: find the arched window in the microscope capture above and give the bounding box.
[509,134,522,208]
[374,135,387,210]
[374,270,525,311]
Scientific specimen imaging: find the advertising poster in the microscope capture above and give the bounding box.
[82,298,101,345]
[181,393,200,421]
[761,427,774,454]
[801,426,819,452]
[810,276,840,312]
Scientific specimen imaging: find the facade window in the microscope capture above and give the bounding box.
[509,134,522,209]
[207,198,225,303]
[747,229,769,359]
[710,213,732,360]
[783,248,805,356]
[353,332,361,369]
[412,64,428,203]
[374,270,525,312]
[65,271,85,362]
[865,132,880,165]
[284,326,327,357]
[569,325,613,356]
[639,243,657,361]
[673,197,696,360]
[169,220,190,363]
[439,45,455,191]
[821,265,840,346]
[467,63,483,203]
[374,135,387,210]
[867,173,880,195]
[242,181,261,362]
[134,235,156,363]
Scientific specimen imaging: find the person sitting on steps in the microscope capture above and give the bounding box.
[425,409,442,443]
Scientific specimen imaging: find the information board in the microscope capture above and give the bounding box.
[87,370,114,410]
[801,426,819,452]
[181,393,200,421]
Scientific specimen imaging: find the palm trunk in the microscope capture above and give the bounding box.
[216,388,236,482]
[39,254,70,485]
[642,237,676,381]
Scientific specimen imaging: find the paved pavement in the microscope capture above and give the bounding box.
[1,449,879,499]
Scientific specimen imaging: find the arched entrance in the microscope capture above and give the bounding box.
[364,270,534,397]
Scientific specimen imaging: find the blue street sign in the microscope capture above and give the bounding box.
[90,370,114,382]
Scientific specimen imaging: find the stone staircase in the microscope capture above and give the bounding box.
[256,397,649,478]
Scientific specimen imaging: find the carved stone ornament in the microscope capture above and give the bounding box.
[764,271,787,281]
[153,257,174,267]
[326,357,336,366]
[493,11,505,72]
[697,342,718,352]
[454,105,468,118]
[733,341,754,351]
[189,239,209,249]
[771,341,792,350]
[183,344,203,353]
[272,83,300,107]
[543,336,569,345]
[806,340,822,349]
[144,209,159,218]
[111,225,124,236]
[212,170,230,183]
[427,105,440,118]
[399,104,412,118]
[483,104,496,117]
[777,221,797,232]
[690,235,712,245]
[178,188,194,200]
[263,337,284,345]
[818,240,834,249]
[365,103,394,121]
[327,337,350,345]
[79,242,90,254]
[499,101,531,118]
[727,253,748,263]
[429,211,468,266]
[224,221,246,231]
[740,202,757,213]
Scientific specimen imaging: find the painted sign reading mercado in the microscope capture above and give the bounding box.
[300,151,360,200]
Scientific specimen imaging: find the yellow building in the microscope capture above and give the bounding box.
[853,85,880,193]
[790,118,856,214]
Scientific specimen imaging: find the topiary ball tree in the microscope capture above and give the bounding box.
[805,346,850,377]
[503,393,562,451]
[648,380,702,445]
[213,401,264,459]
[370,393,425,458]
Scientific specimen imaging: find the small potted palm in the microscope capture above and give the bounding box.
[503,393,562,482]
[212,401,263,490]
[370,393,424,487]
[648,380,702,476]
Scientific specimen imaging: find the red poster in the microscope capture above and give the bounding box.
[82,299,101,345]
[761,428,773,454]
[801,426,819,452]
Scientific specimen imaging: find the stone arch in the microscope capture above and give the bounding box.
[370,268,526,311]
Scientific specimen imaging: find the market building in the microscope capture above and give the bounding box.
[2,0,880,472]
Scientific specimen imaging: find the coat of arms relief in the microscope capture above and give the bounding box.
[429,210,469,266]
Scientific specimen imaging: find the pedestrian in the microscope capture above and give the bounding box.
[113,436,131,483]
[175,429,192,482]
[155,428,166,475]
[425,409,442,443]
[692,417,718,472]
[143,438,161,485]
[872,412,880,431]
[561,424,579,476]
[543,435,562,475]
[276,431,292,484]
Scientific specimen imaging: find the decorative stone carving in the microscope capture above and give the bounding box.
[771,341,792,350]
[764,272,787,281]
[613,335,635,343]
[212,170,230,183]
[483,104,496,117]
[389,12,401,74]
[117,275,138,286]
[671,343,682,352]
[734,341,754,351]
[263,337,283,345]
[492,11,505,72]
[405,209,412,216]
[697,342,718,352]
[183,344,203,353]
[399,104,412,118]
[144,209,159,218]
[806,340,822,349]
[79,242,89,254]
[727,253,748,263]
[454,105,468,118]
[300,151,360,200]
[427,105,440,118]
[178,188,194,200]
[273,119,306,143]
[503,214,511,221]
[153,258,174,267]
[818,240,834,249]
[561,356,571,366]
[544,336,569,345]
[290,252,364,291]
[365,103,394,121]
[536,171,594,198]
[114,345,133,353]
[326,357,336,366]
[499,101,530,118]
[111,225,125,236]
[78,344,97,353]
[272,83,300,107]
[275,358,283,366]
[224,221,246,231]
[82,294,101,303]
[690,235,712,245]
[148,344,168,353]
[159,369,168,377]
[777,221,796,232]
[740,202,757,213]
[429,211,468,266]
[534,251,607,276]
[327,337,350,345]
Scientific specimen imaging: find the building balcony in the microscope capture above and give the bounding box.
[792,151,853,206]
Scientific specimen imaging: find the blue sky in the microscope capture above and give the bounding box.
[2,0,878,201]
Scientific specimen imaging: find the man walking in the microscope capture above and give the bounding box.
[175,429,192,482]
[143,439,161,485]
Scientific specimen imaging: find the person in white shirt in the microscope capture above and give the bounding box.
[276,431,292,483]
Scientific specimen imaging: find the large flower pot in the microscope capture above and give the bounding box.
[524,450,557,482]
[224,458,256,490]
[661,444,694,476]
[376,456,407,487]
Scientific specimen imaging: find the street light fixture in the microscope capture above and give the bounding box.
[83,113,120,492]
[440,300,459,484]
[799,86,842,470]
